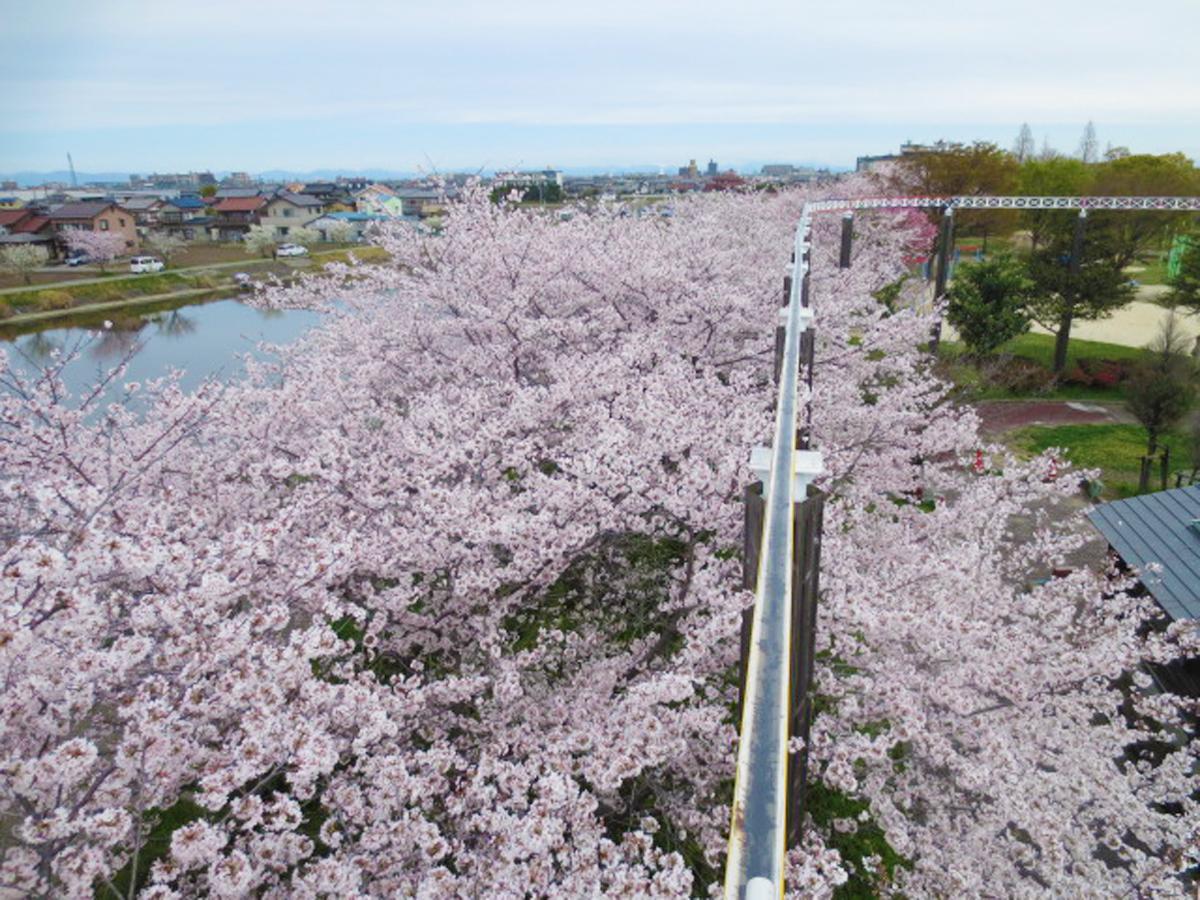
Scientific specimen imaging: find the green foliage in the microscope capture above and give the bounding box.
[945,253,1034,355]
[872,275,908,315]
[489,181,564,204]
[1016,157,1093,249]
[104,796,209,898]
[1027,230,1133,325]
[502,532,690,656]
[805,781,912,898]
[1167,232,1200,312]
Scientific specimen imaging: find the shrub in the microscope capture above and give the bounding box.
[1061,365,1093,387]
[35,290,74,311]
[982,355,1055,394]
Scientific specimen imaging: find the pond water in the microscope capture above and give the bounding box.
[2,298,324,407]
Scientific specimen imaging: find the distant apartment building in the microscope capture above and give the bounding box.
[677,159,700,178]
[129,171,216,190]
[222,172,256,188]
[706,160,718,176]
[855,140,946,172]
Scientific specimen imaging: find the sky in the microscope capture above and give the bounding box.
[2,0,1198,176]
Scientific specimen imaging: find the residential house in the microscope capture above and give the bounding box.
[307,211,390,242]
[209,196,268,241]
[392,188,452,218]
[122,197,164,233]
[259,193,325,238]
[47,201,138,253]
[0,208,56,256]
[1087,486,1200,696]
[354,184,405,218]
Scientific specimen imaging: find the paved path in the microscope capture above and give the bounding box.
[1028,291,1198,349]
[974,399,1133,437]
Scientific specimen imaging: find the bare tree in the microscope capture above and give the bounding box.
[1013,123,1035,163]
[1077,121,1099,164]
[1127,313,1196,491]
[0,243,49,284]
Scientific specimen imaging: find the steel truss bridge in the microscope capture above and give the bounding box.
[725,195,1199,900]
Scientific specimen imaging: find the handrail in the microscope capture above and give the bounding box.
[724,206,816,898]
[723,193,1200,899]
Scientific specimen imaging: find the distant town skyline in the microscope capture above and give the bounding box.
[3,0,1197,173]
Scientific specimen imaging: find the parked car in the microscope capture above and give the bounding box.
[66,252,92,267]
[276,243,308,257]
[129,256,165,273]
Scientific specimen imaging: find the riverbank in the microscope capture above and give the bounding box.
[0,288,228,337]
[0,246,386,338]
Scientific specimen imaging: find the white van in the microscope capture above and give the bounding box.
[129,256,165,273]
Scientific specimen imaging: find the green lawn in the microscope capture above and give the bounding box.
[1127,252,1171,287]
[939,332,1148,401]
[1008,423,1195,498]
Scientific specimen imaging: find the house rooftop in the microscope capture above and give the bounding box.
[48,201,118,220]
[1087,485,1200,621]
[275,192,324,208]
[122,197,162,211]
[167,196,207,209]
[0,209,31,228]
[213,196,268,212]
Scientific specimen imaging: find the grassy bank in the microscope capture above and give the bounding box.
[0,246,389,324]
[1009,422,1195,498]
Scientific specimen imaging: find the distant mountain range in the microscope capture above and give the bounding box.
[1,162,847,188]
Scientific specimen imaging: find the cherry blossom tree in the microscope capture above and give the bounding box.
[1,177,1195,899]
[62,229,127,272]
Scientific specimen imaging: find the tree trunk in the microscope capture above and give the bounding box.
[1052,309,1074,374]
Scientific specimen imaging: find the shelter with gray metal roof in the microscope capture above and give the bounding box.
[1087,486,1200,623]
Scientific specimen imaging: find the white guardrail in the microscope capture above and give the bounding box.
[722,195,1200,899]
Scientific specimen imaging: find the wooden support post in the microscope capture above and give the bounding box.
[838,213,853,269]
[798,330,815,450]
[785,488,826,848]
[930,207,955,353]
[738,482,765,720]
